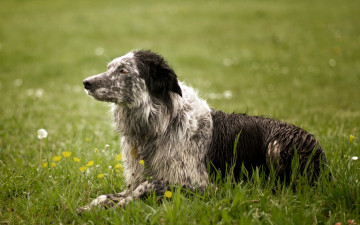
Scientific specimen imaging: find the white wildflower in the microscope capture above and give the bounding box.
[14,79,23,87]
[223,90,232,99]
[351,156,358,161]
[329,59,336,67]
[35,89,44,98]
[208,93,220,100]
[26,89,34,96]
[95,47,104,56]
[37,129,48,139]
[222,58,232,67]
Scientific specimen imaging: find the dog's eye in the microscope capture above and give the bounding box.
[119,69,129,74]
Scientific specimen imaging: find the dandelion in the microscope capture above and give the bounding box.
[35,89,44,98]
[94,47,104,56]
[115,163,124,171]
[86,138,90,143]
[14,79,23,87]
[86,160,94,167]
[26,89,35,96]
[164,191,172,198]
[349,135,355,142]
[97,174,105,179]
[223,90,232,99]
[37,128,48,167]
[352,156,358,161]
[51,162,56,168]
[37,129,48,140]
[329,58,336,67]
[52,156,62,162]
[79,166,87,172]
[116,154,122,161]
[62,151,72,158]
[42,162,48,168]
[73,157,81,162]
[114,163,122,168]
[139,160,144,166]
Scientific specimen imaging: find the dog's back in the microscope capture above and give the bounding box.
[208,110,328,182]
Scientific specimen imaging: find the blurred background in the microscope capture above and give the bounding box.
[0,0,359,159]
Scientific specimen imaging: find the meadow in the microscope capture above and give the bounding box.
[0,0,359,224]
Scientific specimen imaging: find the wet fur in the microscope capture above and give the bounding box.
[78,50,328,214]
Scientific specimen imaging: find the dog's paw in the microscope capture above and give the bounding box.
[76,195,109,215]
[76,205,89,215]
[118,196,133,208]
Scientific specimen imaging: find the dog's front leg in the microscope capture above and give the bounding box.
[76,189,129,214]
[76,180,169,214]
[115,180,170,207]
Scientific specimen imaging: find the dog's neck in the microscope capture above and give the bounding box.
[112,95,181,139]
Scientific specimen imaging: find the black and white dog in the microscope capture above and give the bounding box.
[78,50,328,213]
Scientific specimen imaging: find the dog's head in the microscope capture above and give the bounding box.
[83,50,182,109]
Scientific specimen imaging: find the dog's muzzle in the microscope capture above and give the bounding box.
[83,78,93,90]
[83,73,104,90]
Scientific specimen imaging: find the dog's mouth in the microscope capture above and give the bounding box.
[82,77,126,104]
[83,78,102,99]
[84,85,120,104]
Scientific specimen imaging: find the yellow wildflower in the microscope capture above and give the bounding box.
[62,151,72,158]
[139,160,144,166]
[79,166,88,172]
[349,135,355,142]
[42,162,48,168]
[73,157,81,162]
[95,148,99,153]
[51,162,56,168]
[86,160,94,167]
[52,156,62,162]
[114,163,122,168]
[115,163,123,171]
[164,191,172,198]
[86,138,90,143]
[97,174,105,179]
[116,154,122,161]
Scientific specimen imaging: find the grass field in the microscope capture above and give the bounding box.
[0,0,359,224]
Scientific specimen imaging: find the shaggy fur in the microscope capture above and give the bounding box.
[77,50,328,214]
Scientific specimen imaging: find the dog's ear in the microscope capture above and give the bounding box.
[135,50,182,110]
[150,64,182,98]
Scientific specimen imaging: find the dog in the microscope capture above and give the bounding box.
[77,50,328,214]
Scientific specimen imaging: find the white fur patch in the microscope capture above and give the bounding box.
[107,52,138,74]
[267,140,282,168]
[90,195,107,207]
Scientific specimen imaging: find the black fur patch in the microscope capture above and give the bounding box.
[134,50,182,111]
[208,110,268,179]
[208,109,327,181]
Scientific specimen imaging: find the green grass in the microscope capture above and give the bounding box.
[0,0,359,224]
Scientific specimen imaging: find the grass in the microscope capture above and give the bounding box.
[0,0,359,224]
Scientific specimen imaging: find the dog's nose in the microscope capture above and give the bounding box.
[83,79,92,89]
